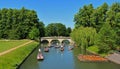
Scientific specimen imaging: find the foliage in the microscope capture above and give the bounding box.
[73,2,120,54]
[39,22,45,37]
[96,23,117,53]
[74,4,94,28]
[71,27,97,50]
[28,28,40,40]
[74,3,108,32]
[0,7,44,39]
[91,3,108,32]
[106,3,120,47]
[66,27,72,36]
[45,23,68,36]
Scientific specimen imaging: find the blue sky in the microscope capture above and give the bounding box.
[0,0,120,28]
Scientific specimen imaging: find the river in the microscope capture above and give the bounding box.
[19,45,120,69]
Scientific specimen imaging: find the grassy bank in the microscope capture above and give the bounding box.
[87,46,107,57]
[0,39,30,52]
[0,41,38,69]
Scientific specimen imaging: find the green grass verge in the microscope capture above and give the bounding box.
[87,45,99,53]
[0,39,30,52]
[0,41,38,69]
[87,46,107,57]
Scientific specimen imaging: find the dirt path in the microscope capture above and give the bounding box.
[0,40,33,56]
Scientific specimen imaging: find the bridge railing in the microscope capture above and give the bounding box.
[41,36,71,39]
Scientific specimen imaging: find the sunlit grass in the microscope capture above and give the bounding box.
[0,41,38,69]
[0,39,30,52]
[87,45,99,53]
[87,45,107,57]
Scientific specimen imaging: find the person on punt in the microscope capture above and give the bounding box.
[39,49,41,53]
[61,45,63,48]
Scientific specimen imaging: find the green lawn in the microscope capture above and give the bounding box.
[87,45,99,54]
[87,46,107,57]
[0,39,30,52]
[0,41,38,69]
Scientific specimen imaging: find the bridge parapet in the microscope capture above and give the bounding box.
[41,36,71,39]
[41,36,74,46]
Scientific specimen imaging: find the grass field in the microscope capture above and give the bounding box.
[87,46,107,57]
[0,40,30,52]
[0,40,38,69]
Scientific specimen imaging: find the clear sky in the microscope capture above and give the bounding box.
[0,0,120,28]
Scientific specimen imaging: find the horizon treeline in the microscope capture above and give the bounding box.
[0,7,71,40]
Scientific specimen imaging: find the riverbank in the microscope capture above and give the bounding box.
[78,54,108,62]
[87,46,120,64]
[106,52,120,64]
[87,46,107,57]
[0,40,39,69]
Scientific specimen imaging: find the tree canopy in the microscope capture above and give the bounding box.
[72,2,120,53]
[45,23,71,37]
[0,7,45,39]
[71,27,97,49]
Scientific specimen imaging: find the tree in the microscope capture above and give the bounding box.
[91,3,108,32]
[39,21,45,37]
[74,4,94,28]
[66,27,72,36]
[45,23,67,36]
[96,23,116,53]
[106,3,120,49]
[115,12,120,46]
[28,28,40,40]
[71,27,97,50]
[0,7,42,39]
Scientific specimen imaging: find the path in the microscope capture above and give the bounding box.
[0,40,33,56]
[106,52,120,64]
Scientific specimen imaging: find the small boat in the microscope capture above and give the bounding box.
[55,45,60,48]
[37,52,44,60]
[60,47,64,51]
[68,46,74,50]
[49,45,54,48]
[44,47,49,52]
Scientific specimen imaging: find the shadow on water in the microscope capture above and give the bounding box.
[19,44,120,69]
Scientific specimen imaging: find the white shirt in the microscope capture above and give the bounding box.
[39,49,41,52]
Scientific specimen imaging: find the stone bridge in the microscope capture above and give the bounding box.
[40,36,74,46]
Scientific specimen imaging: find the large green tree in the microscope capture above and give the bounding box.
[91,3,108,32]
[28,27,40,40]
[106,3,120,46]
[0,7,44,39]
[71,27,97,50]
[45,23,67,36]
[96,23,116,53]
[74,4,94,28]
[66,27,72,36]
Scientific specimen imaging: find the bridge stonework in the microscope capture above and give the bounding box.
[41,37,74,46]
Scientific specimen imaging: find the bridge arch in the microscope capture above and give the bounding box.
[50,40,60,44]
[41,40,49,44]
[41,37,74,46]
[62,39,70,44]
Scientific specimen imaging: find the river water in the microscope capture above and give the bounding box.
[19,45,120,69]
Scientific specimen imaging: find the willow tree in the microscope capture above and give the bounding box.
[71,27,97,50]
